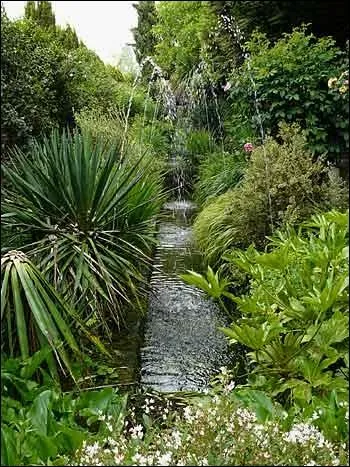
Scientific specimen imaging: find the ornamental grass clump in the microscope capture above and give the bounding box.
[194,149,246,206]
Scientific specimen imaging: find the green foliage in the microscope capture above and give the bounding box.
[132,1,158,81]
[71,385,348,466]
[25,1,56,29]
[1,6,130,154]
[75,109,169,178]
[185,129,213,158]
[2,130,164,331]
[1,251,79,377]
[75,109,125,148]
[180,265,234,301]
[181,265,234,317]
[1,12,64,149]
[1,353,128,466]
[153,1,215,81]
[229,26,349,157]
[55,24,81,50]
[229,0,349,46]
[127,116,171,163]
[221,99,257,151]
[194,150,246,206]
[1,251,107,377]
[59,46,127,117]
[194,124,348,263]
[188,210,349,408]
[203,1,244,87]
[24,1,36,21]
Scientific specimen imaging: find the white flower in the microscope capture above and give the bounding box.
[157,452,172,466]
[133,453,148,465]
[224,380,236,393]
[199,459,208,466]
[130,424,144,439]
[84,441,100,457]
[114,453,124,463]
[106,422,113,432]
[183,406,192,421]
[171,429,182,448]
[107,437,117,447]
[283,422,325,446]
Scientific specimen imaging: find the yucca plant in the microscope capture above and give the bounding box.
[1,251,83,378]
[2,129,164,332]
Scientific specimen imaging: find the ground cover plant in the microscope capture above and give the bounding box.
[70,378,349,466]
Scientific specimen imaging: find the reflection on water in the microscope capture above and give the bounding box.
[140,200,231,392]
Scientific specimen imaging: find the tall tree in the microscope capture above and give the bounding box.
[57,24,80,49]
[36,1,55,28]
[24,0,37,21]
[152,1,215,82]
[25,1,55,28]
[217,1,349,46]
[131,1,158,80]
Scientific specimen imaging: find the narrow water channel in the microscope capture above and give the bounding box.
[140,199,231,393]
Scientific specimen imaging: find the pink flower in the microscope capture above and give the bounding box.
[244,142,254,152]
[223,82,231,92]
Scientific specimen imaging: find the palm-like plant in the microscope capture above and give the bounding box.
[1,251,81,378]
[2,129,164,331]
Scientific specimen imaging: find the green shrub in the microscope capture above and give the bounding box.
[185,210,349,414]
[0,251,106,377]
[2,130,164,331]
[1,12,64,150]
[3,356,348,466]
[1,252,79,376]
[59,46,134,118]
[194,124,348,263]
[111,82,152,120]
[1,7,138,155]
[221,210,349,407]
[75,109,125,148]
[221,99,257,152]
[127,116,171,160]
[185,129,215,162]
[229,26,349,158]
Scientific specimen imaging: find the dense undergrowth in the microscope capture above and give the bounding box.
[1,1,349,466]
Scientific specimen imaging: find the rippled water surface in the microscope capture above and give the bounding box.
[140,200,231,392]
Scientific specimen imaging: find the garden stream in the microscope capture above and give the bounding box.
[139,177,231,393]
[113,63,232,393]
